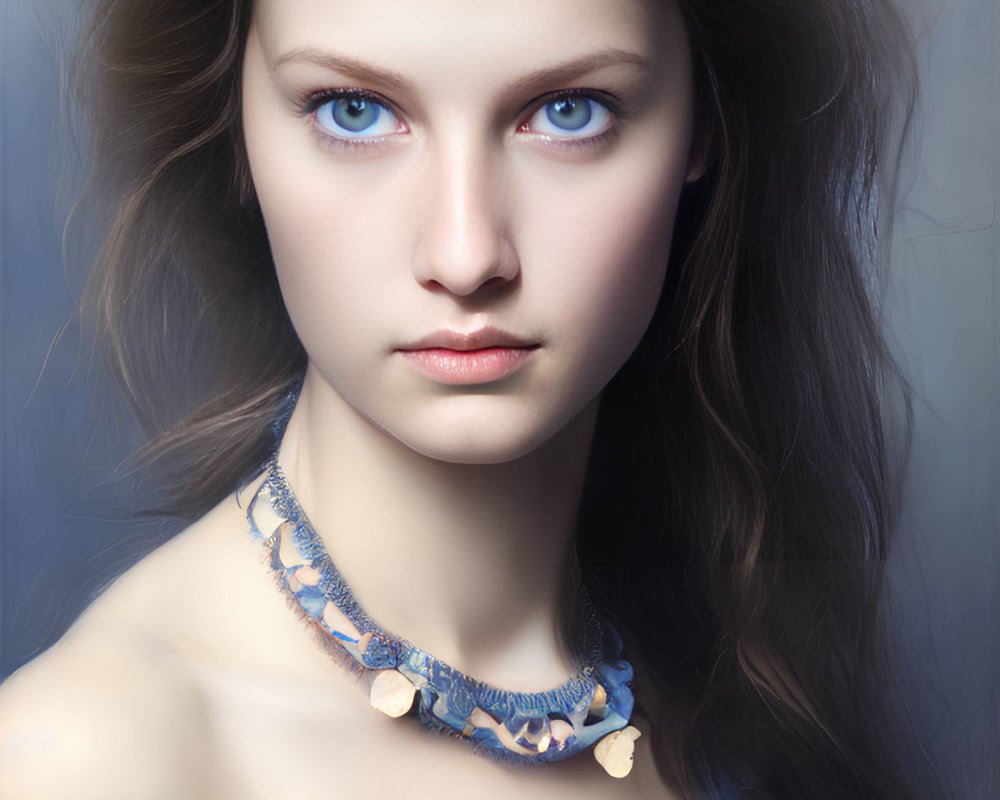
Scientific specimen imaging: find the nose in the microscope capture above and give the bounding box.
[411,138,519,296]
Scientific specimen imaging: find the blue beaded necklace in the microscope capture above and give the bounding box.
[243,456,640,777]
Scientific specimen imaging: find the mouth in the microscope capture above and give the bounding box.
[397,327,539,385]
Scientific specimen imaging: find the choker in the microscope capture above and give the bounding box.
[241,457,640,778]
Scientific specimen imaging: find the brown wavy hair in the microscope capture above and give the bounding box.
[73,0,935,796]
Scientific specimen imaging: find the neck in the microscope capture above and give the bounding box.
[277,365,599,691]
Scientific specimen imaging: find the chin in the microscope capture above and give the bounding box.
[367,404,576,466]
[334,376,602,468]
[391,426,556,466]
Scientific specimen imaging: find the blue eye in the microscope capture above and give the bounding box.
[313,93,404,139]
[523,95,614,139]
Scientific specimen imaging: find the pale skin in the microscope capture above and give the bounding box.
[0,1,702,797]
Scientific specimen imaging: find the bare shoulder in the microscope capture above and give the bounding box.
[0,498,248,800]
[0,620,216,800]
[84,486,254,633]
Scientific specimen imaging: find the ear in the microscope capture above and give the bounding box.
[684,144,709,183]
[684,85,717,183]
[684,122,713,183]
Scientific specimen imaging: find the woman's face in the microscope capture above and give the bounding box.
[242,0,699,464]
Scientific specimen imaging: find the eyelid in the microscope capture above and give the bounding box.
[517,90,623,140]
[295,87,623,151]
[299,88,408,147]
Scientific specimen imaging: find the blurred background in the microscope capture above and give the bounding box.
[1,0,997,795]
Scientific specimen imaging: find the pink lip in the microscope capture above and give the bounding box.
[397,327,539,385]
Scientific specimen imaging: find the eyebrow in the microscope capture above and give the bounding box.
[271,48,653,95]
[504,49,653,94]
[273,49,415,92]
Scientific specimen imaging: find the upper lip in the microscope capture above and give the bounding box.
[398,326,538,352]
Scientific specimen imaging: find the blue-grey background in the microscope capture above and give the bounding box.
[1,0,997,794]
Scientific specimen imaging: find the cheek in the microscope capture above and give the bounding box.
[259,191,351,363]
[519,157,682,379]
[243,85,406,344]
[251,155,407,356]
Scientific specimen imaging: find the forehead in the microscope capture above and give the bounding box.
[251,0,683,86]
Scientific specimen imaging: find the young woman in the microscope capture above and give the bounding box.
[0,0,929,797]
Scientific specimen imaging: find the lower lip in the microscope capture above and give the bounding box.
[399,347,537,385]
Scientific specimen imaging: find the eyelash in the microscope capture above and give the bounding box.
[518,91,623,151]
[297,89,623,152]
[300,88,406,151]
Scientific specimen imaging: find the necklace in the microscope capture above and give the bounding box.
[242,457,641,778]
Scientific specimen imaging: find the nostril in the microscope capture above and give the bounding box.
[419,271,519,301]
[411,234,520,298]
